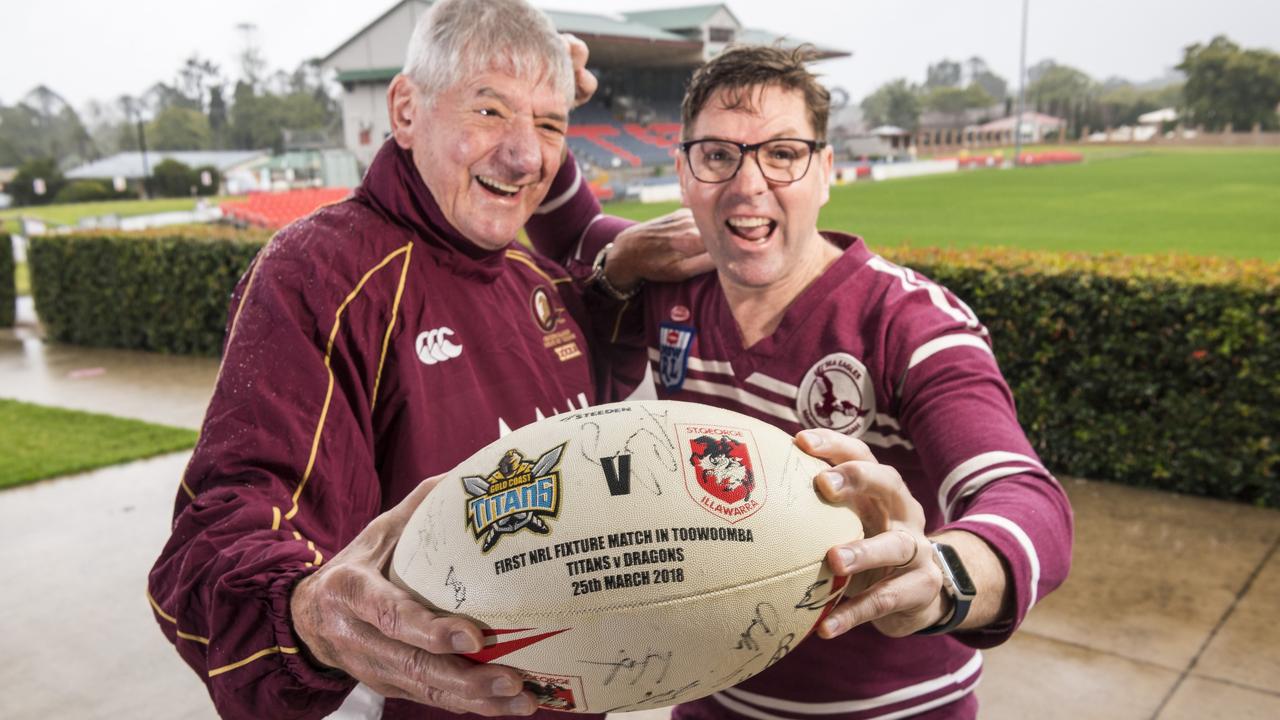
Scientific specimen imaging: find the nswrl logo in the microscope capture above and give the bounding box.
[463,443,565,552]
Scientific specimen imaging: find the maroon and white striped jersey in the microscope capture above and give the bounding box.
[624,233,1073,720]
[529,157,1072,720]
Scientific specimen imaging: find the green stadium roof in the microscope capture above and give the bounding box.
[336,67,401,84]
[735,28,849,59]
[620,4,739,30]
[324,1,848,78]
[545,10,690,42]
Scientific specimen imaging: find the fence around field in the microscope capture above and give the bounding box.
[913,123,1280,155]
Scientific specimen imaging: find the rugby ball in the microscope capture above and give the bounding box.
[390,400,862,713]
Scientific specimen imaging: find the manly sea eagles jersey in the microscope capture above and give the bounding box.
[148,140,619,720]
[532,158,1074,720]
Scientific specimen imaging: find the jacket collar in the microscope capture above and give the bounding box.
[355,139,508,282]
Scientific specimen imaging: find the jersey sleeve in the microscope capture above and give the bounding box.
[526,151,648,401]
[147,222,401,719]
[525,150,633,281]
[589,286,652,402]
[873,258,1074,648]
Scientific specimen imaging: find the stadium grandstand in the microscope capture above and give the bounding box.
[320,1,848,179]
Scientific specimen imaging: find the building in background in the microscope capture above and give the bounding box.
[320,1,849,170]
[972,111,1065,144]
[64,150,269,195]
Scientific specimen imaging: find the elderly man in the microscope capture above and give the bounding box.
[541,46,1074,719]
[147,1,703,718]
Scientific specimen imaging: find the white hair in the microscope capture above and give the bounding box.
[403,0,574,106]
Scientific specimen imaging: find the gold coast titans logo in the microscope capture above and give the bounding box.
[463,444,565,552]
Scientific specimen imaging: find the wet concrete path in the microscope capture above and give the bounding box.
[2,328,1277,719]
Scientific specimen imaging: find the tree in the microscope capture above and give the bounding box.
[177,55,221,112]
[861,79,921,131]
[1027,59,1058,86]
[54,179,127,204]
[0,87,96,166]
[1096,82,1184,127]
[192,165,221,196]
[147,106,212,150]
[0,103,43,164]
[208,85,229,149]
[82,99,129,157]
[1178,35,1280,131]
[142,82,188,114]
[966,56,1008,101]
[925,60,962,89]
[9,158,66,206]
[227,59,340,152]
[149,158,197,198]
[229,80,276,150]
[112,95,148,152]
[1028,63,1097,119]
[922,84,994,114]
[236,22,267,88]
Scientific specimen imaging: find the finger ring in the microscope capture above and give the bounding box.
[892,530,919,569]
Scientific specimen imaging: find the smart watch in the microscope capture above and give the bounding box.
[916,542,977,636]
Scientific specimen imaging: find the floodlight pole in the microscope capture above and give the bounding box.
[137,116,151,199]
[1013,0,1029,167]
[123,95,152,199]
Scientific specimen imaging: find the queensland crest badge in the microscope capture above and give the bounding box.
[463,443,565,552]
[677,423,765,523]
[530,286,557,333]
[658,322,696,390]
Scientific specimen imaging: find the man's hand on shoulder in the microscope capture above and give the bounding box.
[290,476,536,716]
[562,33,597,109]
[606,208,712,292]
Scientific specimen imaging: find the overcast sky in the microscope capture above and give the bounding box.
[5,0,1278,112]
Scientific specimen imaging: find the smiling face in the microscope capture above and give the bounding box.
[389,68,569,251]
[678,84,834,297]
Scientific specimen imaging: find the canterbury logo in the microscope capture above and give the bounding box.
[416,327,463,365]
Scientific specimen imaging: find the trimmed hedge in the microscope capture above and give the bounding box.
[882,246,1279,507]
[28,226,270,356]
[23,228,1280,506]
[1,233,13,327]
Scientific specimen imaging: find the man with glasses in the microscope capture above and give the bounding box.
[537,45,1073,719]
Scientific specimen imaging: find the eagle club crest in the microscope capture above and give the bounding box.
[678,424,765,523]
[463,443,565,552]
[796,352,875,436]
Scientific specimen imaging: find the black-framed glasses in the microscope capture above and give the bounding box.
[680,138,827,184]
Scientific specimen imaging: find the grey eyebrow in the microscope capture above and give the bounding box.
[476,87,566,125]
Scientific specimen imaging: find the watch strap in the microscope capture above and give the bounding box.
[589,242,643,301]
[916,542,974,636]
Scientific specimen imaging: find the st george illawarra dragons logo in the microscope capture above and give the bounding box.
[463,443,566,553]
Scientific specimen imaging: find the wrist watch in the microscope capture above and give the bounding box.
[916,542,977,636]
[588,241,643,301]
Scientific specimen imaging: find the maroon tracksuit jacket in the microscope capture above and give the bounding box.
[148,140,620,719]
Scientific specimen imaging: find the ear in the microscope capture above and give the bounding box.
[817,143,834,207]
[675,150,692,207]
[387,75,420,150]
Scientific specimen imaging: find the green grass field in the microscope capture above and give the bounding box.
[606,147,1280,262]
[15,261,29,295]
[0,196,228,234]
[0,399,198,490]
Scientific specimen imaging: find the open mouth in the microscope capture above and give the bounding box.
[726,216,777,242]
[476,175,520,198]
